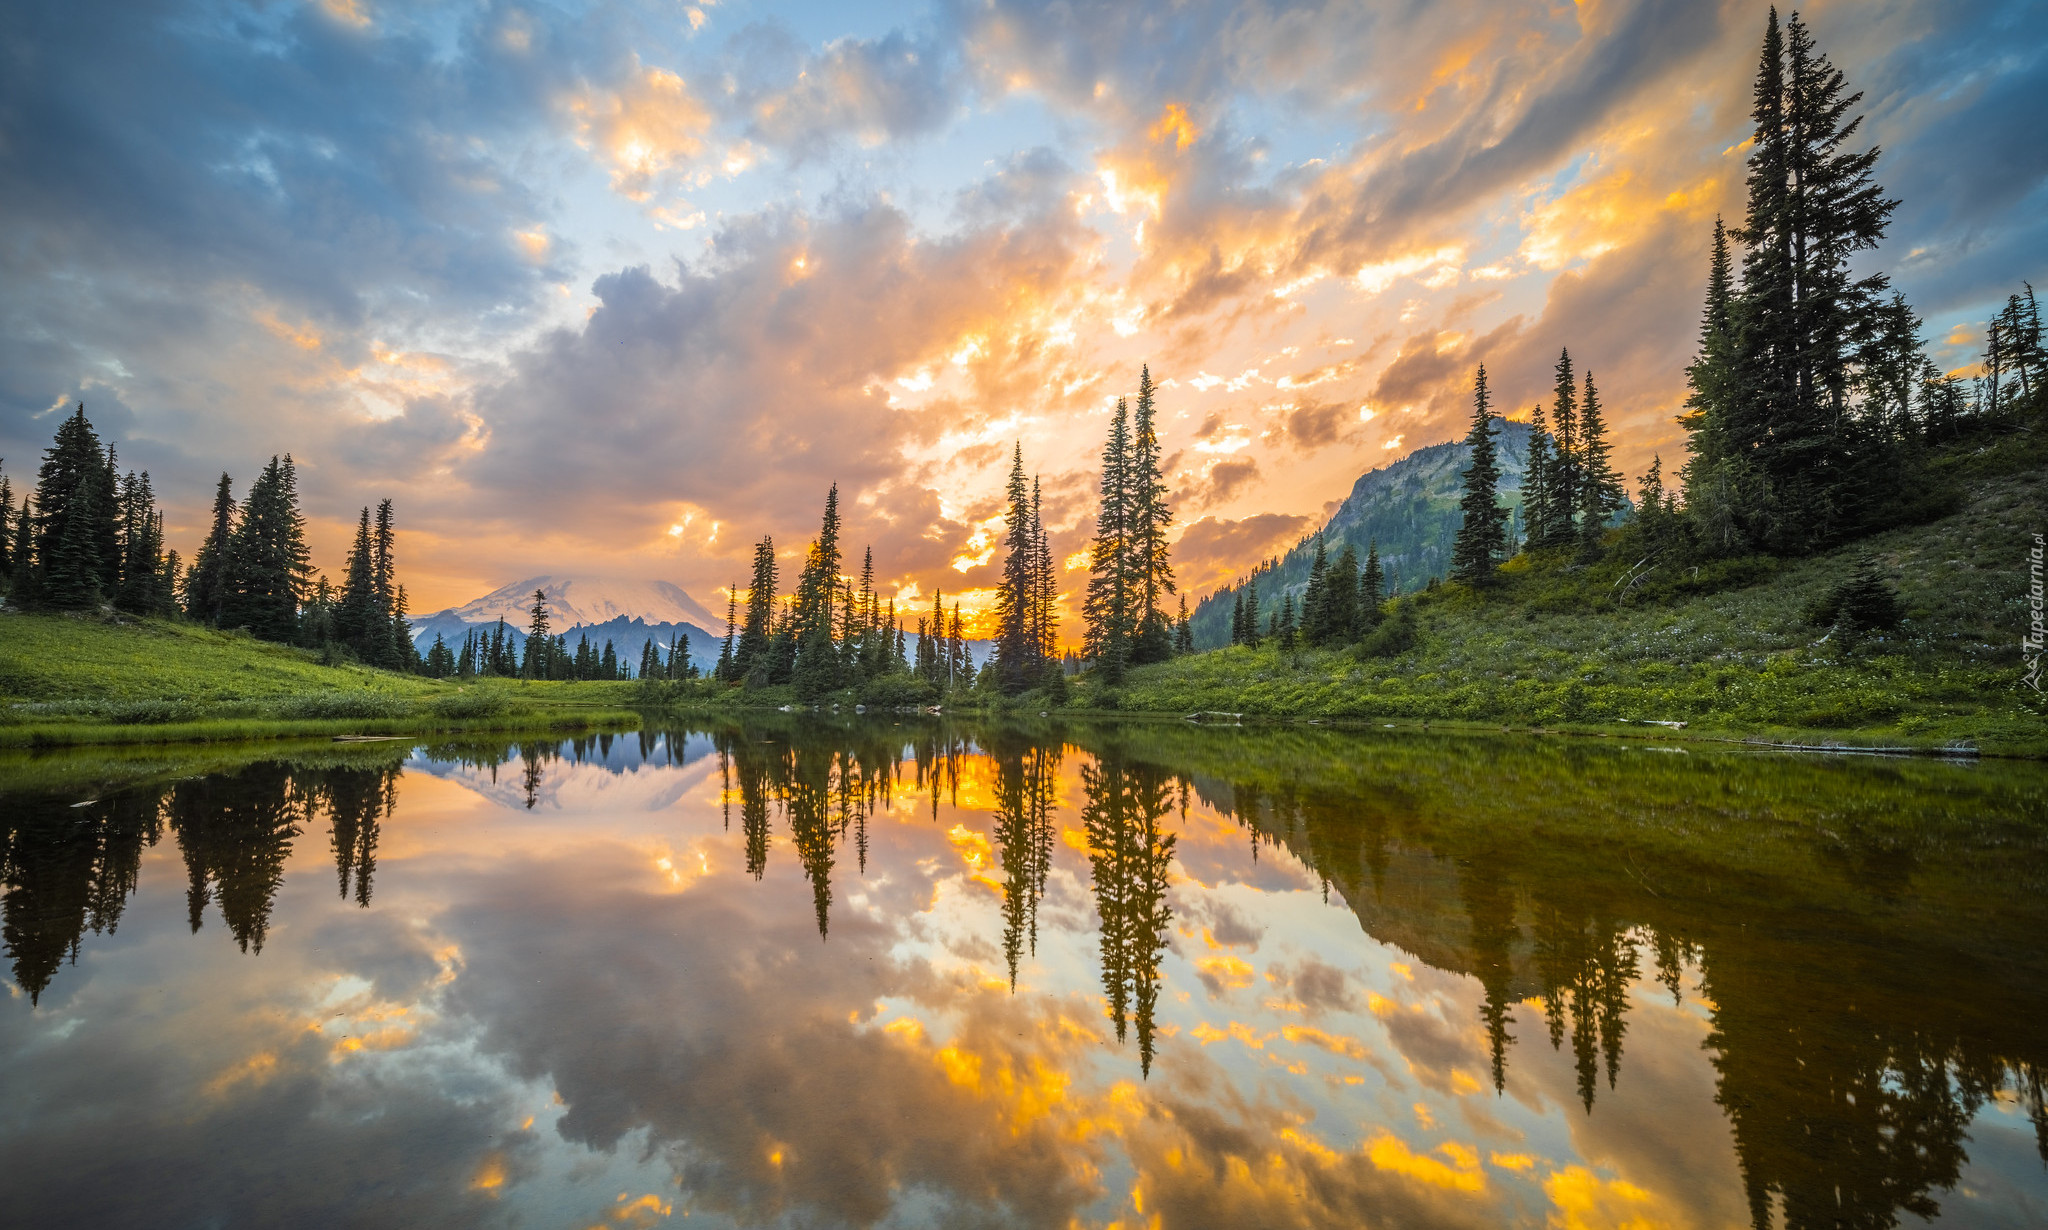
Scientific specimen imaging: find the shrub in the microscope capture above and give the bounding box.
[429,690,509,720]
[1807,555,1905,633]
[101,698,205,725]
[1353,600,1419,659]
[857,674,938,707]
[274,692,412,720]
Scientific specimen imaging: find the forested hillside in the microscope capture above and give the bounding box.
[1189,422,1535,648]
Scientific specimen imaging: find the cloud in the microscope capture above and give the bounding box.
[567,59,715,200]
[1173,512,1313,593]
[0,0,2041,612]
[730,24,962,159]
[462,196,1089,586]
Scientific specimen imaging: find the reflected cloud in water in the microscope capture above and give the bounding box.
[3,719,2045,1228]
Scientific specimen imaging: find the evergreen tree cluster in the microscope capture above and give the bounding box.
[1,406,182,617]
[1082,366,1185,683]
[1517,351,1624,561]
[2,404,437,674]
[711,490,915,699]
[991,443,1062,694]
[313,500,415,669]
[1669,9,2043,555]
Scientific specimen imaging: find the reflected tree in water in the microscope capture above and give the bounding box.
[316,766,397,907]
[169,764,308,953]
[1080,754,1175,1076]
[712,720,903,938]
[1,792,160,1004]
[990,736,1061,990]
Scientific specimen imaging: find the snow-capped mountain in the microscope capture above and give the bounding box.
[436,576,718,629]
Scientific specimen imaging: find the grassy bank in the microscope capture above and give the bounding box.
[0,613,641,748]
[1063,464,2046,757]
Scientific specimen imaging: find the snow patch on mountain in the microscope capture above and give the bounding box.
[436,576,718,629]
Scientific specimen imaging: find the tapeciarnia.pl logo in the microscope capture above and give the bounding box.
[2026,533,2045,693]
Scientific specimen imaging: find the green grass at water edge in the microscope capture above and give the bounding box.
[1068,466,2046,756]
[0,611,650,749]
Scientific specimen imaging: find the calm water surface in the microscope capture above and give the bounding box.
[2,718,2045,1229]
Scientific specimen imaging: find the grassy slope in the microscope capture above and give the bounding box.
[0,614,639,747]
[1079,462,2047,756]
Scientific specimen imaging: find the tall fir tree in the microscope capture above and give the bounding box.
[994,443,1042,692]
[31,405,119,609]
[1575,372,1623,559]
[222,455,312,641]
[1450,365,1508,586]
[1128,366,1176,664]
[1720,8,1898,552]
[791,487,842,697]
[734,537,777,681]
[185,473,237,625]
[334,507,380,657]
[1328,542,1360,642]
[1523,402,1555,549]
[1679,216,1752,553]
[1083,397,1138,681]
[1358,542,1384,631]
[1538,350,1579,548]
[1299,535,1330,644]
[522,589,551,678]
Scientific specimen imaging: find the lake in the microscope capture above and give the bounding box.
[2,717,2044,1228]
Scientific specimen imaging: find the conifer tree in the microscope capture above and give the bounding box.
[31,405,119,609]
[1523,402,1554,549]
[1450,366,1508,586]
[523,589,551,678]
[1274,593,1296,649]
[994,443,1042,692]
[1575,372,1623,559]
[1128,367,1176,663]
[1034,481,1059,665]
[1084,397,1138,681]
[1300,536,1330,645]
[7,495,38,607]
[185,473,237,624]
[223,455,311,640]
[112,470,163,614]
[1539,351,1579,548]
[734,538,777,681]
[1358,542,1384,631]
[1679,216,1752,552]
[1720,8,1898,552]
[949,605,967,685]
[1328,542,1360,643]
[1229,590,1246,646]
[716,587,738,681]
[1174,595,1192,655]
[335,507,378,656]
[792,486,843,697]
[1241,575,1260,649]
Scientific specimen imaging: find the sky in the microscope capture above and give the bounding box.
[2,0,2043,628]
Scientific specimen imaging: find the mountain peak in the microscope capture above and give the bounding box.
[434,575,718,629]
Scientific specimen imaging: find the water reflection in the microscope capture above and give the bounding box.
[2,719,2045,1229]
